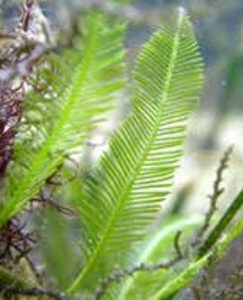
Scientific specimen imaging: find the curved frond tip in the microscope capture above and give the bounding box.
[67,8,204,296]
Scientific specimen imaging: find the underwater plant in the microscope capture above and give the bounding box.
[1,1,243,299]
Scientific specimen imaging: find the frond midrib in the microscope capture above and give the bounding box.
[67,10,186,295]
[0,18,100,227]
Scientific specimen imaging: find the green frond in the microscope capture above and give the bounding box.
[116,217,203,300]
[0,13,126,226]
[151,253,210,300]
[67,8,203,296]
[151,195,243,300]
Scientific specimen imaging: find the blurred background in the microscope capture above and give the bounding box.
[0,0,243,216]
[1,1,243,299]
[1,0,243,214]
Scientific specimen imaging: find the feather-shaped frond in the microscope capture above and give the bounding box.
[67,8,204,295]
[0,13,126,226]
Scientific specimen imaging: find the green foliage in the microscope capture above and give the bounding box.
[151,189,243,300]
[0,266,34,290]
[38,210,81,289]
[0,12,126,227]
[198,189,243,257]
[1,4,243,300]
[67,7,203,296]
[117,216,203,299]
